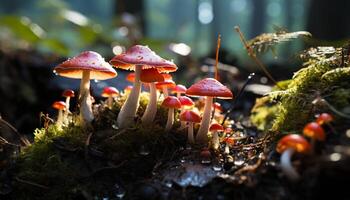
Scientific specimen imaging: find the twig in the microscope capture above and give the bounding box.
[15,177,49,190]
[215,34,221,80]
[0,136,21,147]
[234,154,265,175]
[0,116,30,146]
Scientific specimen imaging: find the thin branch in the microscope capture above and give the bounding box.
[0,116,30,146]
[215,34,221,80]
[15,177,49,190]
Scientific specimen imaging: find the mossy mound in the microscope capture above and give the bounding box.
[10,92,187,199]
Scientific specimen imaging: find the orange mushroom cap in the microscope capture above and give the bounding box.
[186,78,233,99]
[209,123,224,132]
[223,137,235,145]
[124,85,133,92]
[54,51,117,80]
[178,96,194,107]
[162,73,173,80]
[179,110,201,123]
[52,101,66,110]
[161,96,181,109]
[316,113,334,125]
[110,45,177,73]
[62,89,75,98]
[102,86,119,97]
[276,134,311,154]
[213,102,223,112]
[156,80,176,90]
[172,84,187,94]
[126,73,135,83]
[303,122,326,141]
[140,68,164,83]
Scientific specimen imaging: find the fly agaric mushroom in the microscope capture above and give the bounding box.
[110,45,177,128]
[161,96,181,132]
[52,101,66,127]
[178,96,195,129]
[156,80,176,98]
[54,51,117,124]
[186,78,233,144]
[209,123,224,150]
[140,68,164,124]
[172,84,187,98]
[316,113,334,125]
[179,110,201,144]
[62,89,75,113]
[102,86,119,109]
[276,134,311,181]
[303,122,325,153]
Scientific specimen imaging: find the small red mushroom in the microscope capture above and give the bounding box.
[178,96,194,129]
[62,89,75,112]
[303,122,325,153]
[156,80,176,98]
[124,85,133,94]
[52,101,66,127]
[102,86,119,109]
[209,123,224,150]
[126,73,135,83]
[276,134,311,181]
[223,137,234,154]
[172,84,187,98]
[316,113,333,125]
[179,110,201,144]
[161,96,181,132]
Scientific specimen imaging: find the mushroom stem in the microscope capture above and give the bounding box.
[141,82,157,124]
[165,108,174,132]
[196,96,213,144]
[64,96,71,123]
[177,93,180,98]
[179,107,186,130]
[107,96,113,109]
[212,132,219,150]
[79,70,94,123]
[224,144,230,154]
[162,86,169,98]
[187,122,195,144]
[117,65,142,128]
[280,148,300,181]
[57,109,64,127]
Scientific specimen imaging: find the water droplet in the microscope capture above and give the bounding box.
[112,124,119,129]
[139,145,150,156]
[114,184,126,199]
[180,156,186,163]
[164,180,173,188]
[94,79,99,83]
[212,164,223,171]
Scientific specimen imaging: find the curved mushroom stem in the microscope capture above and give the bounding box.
[162,86,169,98]
[57,109,64,127]
[165,108,174,132]
[141,82,157,124]
[187,122,195,144]
[107,96,113,109]
[117,65,142,128]
[196,96,213,144]
[280,148,300,181]
[212,132,219,150]
[64,96,71,123]
[79,70,94,124]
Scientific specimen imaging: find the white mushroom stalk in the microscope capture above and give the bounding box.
[57,109,64,127]
[141,82,157,124]
[212,131,219,149]
[196,96,213,143]
[165,108,174,132]
[280,148,300,181]
[187,122,195,144]
[117,66,142,128]
[79,70,94,123]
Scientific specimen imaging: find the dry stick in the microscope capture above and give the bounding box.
[234,26,282,89]
[212,34,222,120]
[0,116,30,146]
[15,177,49,190]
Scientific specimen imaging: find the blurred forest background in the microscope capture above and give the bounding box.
[0,0,349,135]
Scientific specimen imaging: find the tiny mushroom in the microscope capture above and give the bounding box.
[161,96,182,132]
[140,68,164,124]
[316,113,333,125]
[52,101,66,127]
[186,78,233,144]
[179,110,201,144]
[303,122,325,152]
[62,89,75,113]
[178,96,194,129]
[172,84,187,98]
[156,80,176,98]
[54,51,117,124]
[223,137,234,154]
[101,86,119,109]
[209,123,224,150]
[276,134,311,181]
[124,85,133,94]
[126,73,135,83]
[110,45,177,128]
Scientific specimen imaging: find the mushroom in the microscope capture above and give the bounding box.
[209,123,224,150]
[110,45,177,128]
[140,68,164,124]
[303,122,325,153]
[223,137,234,154]
[179,110,201,144]
[161,96,181,132]
[186,78,233,144]
[126,73,135,83]
[316,113,333,125]
[101,86,119,109]
[172,84,187,98]
[54,51,117,124]
[52,101,66,127]
[156,80,176,98]
[178,96,194,129]
[276,134,311,181]
[124,85,133,94]
[62,89,75,113]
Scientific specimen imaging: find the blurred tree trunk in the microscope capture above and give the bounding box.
[307,0,350,40]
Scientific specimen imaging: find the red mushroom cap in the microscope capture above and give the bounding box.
[209,123,224,132]
[52,101,66,110]
[303,122,326,141]
[316,113,334,125]
[178,96,194,107]
[213,102,223,112]
[224,137,235,145]
[124,85,133,92]
[126,73,135,83]
[62,89,75,98]
[161,96,181,109]
[54,51,117,80]
[186,78,233,99]
[140,68,164,83]
[102,86,119,97]
[110,45,177,73]
[162,73,173,80]
[179,110,201,123]
[276,134,311,154]
[225,127,233,134]
[156,80,176,90]
[172,84,187,94]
